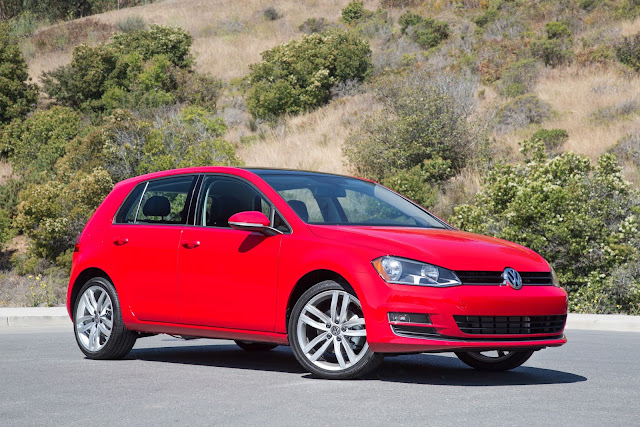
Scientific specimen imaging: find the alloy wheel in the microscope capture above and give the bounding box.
[75,285,114,352]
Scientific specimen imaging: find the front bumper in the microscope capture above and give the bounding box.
[356,271,569,354]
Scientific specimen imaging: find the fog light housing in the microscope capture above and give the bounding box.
[388,312,431,324]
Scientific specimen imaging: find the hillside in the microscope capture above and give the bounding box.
[2,0,640,312]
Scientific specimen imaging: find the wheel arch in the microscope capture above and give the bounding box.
[69,268,113,320]
[285,269,356,327]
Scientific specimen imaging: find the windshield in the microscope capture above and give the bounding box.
[257,173,448,229]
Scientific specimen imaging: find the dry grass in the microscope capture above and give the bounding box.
[237,93,380,174]
[27,0,382,81]
[619,16,640,37]
[0,162,13,185]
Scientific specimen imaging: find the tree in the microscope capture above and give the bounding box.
[0,22,39,125]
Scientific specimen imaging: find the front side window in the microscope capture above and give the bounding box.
[196,176,271,228]
[257,173,448,229]
[115,175,197,225]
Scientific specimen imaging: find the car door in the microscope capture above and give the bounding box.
[178,175,284,331]
[110,175,198,323]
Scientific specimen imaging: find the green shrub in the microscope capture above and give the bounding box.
[117,16,147,33]
[570,267,640,314]
[451,140,640,297]
[263,7,281,21]
[0,23,39,125]
[579,0,597,11]
[0,106,82,178]
[615,0,640,20]
[110,25,193,69]
[299,17,328,34]
[247,31,372,119]
[616,33,640,72]
[495,94,552,133]
[381,157,453,208]
[530,128,569,152]
[341,1,366,24]
[344,72,473,182]
[531,38,573,67]
[545,21,571,40]
[498,59,540,97]
[398,11,449,49]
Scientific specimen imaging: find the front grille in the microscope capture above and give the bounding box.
[454,315,566,335]
[455,271,553,286]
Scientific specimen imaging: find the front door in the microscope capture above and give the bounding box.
[178,175,282,331]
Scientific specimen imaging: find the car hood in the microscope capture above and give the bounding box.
[307,225,549,272]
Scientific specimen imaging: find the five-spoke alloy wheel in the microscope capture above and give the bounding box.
[455,350,534,371]
[289,280,382,379]
[73,277,137,359]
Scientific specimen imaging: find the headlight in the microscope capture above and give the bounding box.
[372,256,462,287]
[549,264,561,287]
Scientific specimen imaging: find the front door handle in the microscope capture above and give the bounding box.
[182,240,201,249]
[113,238,129,246]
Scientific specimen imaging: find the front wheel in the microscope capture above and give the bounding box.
[455,350,534,371]
[73,277,137,359]
[288,280,383,379]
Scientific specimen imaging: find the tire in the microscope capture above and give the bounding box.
[288,280,383,379]
[235,340,278,351]
[455,350,534,371]
[73,277,137,360]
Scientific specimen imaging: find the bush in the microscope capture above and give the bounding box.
[341,1,366,24]
[545,21,571,40]
[616,33,640,72]
[530,21,573,67]
[110,25,193,69]
[263,7,281,21]
[0,23,39,125]
[590,99,640,123]
[0,106,82,178]
[609,133,640,165]
[498,59,540,98]
[381,157,453,208]
[495,94,552,133]
[398,11,449,49]
[451,140,640,298]
[530,128,569,153]
[344,71,474,182]
[247,31,372,119]
[299,17,327,34]
[117,16,146,33]
[570,267,640,314]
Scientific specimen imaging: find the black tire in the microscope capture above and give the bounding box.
[455,350,534,371]
[73,277,137,360]
[234,340,278,351]
[288,280,383,380]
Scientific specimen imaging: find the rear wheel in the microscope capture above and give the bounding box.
[289,280,383,379]
[455,350,534,371]
[73,277,137,359]
[234,340,278,351]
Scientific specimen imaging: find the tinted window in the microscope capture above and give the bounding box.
[196,176,271,228]
[115,183,146,224]
[259,173,447,228]
[133,176,197,225]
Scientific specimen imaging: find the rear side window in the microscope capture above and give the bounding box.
[115,175,197,225]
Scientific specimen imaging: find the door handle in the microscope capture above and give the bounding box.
[182,240,201,249]
[113,238,129,246]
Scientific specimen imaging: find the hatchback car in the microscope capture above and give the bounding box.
[67,167,567,379]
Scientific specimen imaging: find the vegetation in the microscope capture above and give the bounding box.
[247,30,371,119]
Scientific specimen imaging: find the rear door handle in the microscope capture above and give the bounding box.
[182,240,201,249]
[113,238,129,246]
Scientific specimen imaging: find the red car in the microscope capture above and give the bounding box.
[67,167,567,379]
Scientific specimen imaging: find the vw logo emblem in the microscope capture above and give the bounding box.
[502,267,523,290]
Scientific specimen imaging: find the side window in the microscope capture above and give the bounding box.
[278,189,323,223]
[196,176,271,228]
[115,183,146,224]
[133,176,196,225]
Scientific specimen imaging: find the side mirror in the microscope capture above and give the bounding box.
[228,211,282,236]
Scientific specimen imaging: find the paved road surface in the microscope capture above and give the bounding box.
[1,327,638,426]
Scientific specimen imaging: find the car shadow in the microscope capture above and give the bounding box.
[127,342,587,386]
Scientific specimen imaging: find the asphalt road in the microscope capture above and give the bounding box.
[1,327,638,426]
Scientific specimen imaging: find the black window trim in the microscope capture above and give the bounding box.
[192,173,292,234]
[112,174,201,227]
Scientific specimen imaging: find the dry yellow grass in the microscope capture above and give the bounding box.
[0,161,13,185]
[534,66,640,159]
[237,93,380,174]
[27,0,382,81]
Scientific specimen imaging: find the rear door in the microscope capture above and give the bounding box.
[110,175,198,323]
[178,175,285,331]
